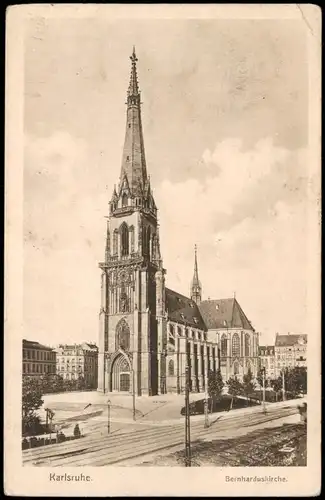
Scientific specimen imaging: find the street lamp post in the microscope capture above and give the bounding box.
[184,326,191,467]
[107,399,111,434]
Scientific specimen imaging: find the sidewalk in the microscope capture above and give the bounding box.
[42,391,305,427]
[65,397,304,428]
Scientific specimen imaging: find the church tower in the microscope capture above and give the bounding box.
[98,48,166,396]
[190,244,202,304]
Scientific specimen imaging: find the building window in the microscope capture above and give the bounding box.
[192,330,195,339]
[177,326,182,336]
[113,229,118,255]
[245,333,250,357]
[142,226,151,256]
[120,223,129,256]
[234,361,239,375]
[168,360,175,376]
[129,225,135,253]
[232,333,240,357]
[116,318,130,351]
[169,324,174,335]
[221,334,227,357]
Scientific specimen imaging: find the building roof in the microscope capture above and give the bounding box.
[259,345,275,355]
[56,342,98,352]
[23,339,54,351]
[165,288,206,330]
[275,334,307,347]
[198,298,254,331]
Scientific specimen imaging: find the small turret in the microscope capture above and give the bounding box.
[190,244,202,304]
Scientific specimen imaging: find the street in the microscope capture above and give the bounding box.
[23,404,301,467]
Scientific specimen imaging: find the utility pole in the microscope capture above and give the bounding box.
[204,358,209,428]
[184,364,191,466]
[132,369,136,421]
[282,370,286,401]
[262,368,266,414]
[184,324,191,467]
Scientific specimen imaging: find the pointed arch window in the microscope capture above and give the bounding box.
[142,226,151,257]
[129,225,135,253]
[116,318,130,351]
[120,223,129,256]
[221,334,227,357]
[232,333,240,357]
[113,230,118,255]
[122,193,128,207]
[245,333,250,357]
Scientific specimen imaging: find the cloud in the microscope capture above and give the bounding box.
[23,132,110,344]
[156,137,314,344]
[23,132,316,347]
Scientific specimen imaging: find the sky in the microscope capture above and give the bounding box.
[23,17,318,347]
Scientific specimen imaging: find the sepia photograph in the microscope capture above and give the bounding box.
[5,3,321,496]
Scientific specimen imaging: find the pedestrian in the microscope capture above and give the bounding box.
[73,423,81,438]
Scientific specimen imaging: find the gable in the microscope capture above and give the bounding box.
[198,298,253,331]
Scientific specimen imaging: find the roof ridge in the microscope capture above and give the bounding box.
[165,287,193,302]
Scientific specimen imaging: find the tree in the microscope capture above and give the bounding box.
[227,375,243,410]
[285,367,307,398]
[22,377,44,435]
[242,367,256,405]
[270,376,282,401]
[76,375,86,391]
[256,368,267,401]
[208,369,224,412]
[256,369,264,389]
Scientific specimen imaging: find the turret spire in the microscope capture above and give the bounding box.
[190,244,202,304]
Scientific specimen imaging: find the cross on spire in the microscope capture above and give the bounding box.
[127,46,140,100]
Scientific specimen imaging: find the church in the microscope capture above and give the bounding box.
[97,49,259,396]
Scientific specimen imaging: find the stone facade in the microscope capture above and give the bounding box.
[274,333,307,378]
[22,339,56,377]
[258,345,276,381]
[56,342,98,389]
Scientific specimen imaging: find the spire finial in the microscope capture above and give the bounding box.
[127,47,140,101]
[130,45,138,63]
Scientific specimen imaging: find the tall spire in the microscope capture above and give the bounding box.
[119,47,148,196]
[190,244,202,304]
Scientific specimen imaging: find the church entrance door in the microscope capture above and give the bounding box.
[111,353,131,392]
[120,373,130,392]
